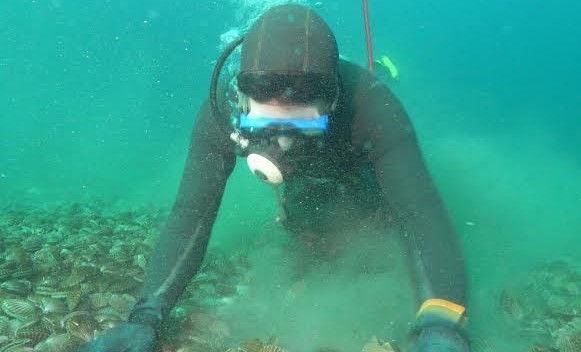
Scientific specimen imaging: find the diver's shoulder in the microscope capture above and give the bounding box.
[339,57,394,104]
[338,58,368,80]
[338,57,386,91]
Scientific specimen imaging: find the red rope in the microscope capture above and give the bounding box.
[362,0,374,72]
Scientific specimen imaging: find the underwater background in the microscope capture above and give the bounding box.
[1,0,580,351]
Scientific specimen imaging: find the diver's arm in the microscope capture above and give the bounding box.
[350,70,467,316]
[373,124,467,306]
[131,99,236,323]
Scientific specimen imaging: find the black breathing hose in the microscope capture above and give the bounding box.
[210,36,245,126]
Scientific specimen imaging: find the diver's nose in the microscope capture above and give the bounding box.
[277,136,294,151]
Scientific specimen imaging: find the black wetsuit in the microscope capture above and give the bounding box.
[139,60,467,318]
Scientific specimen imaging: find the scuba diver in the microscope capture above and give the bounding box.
[79,4,469,352]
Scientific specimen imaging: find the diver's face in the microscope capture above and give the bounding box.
[245,98,328,139]
[247,98,321,120]
[238,97,329,184]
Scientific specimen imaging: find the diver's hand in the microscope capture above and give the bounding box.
[78,322,158,352]
[410,326,469,352]
[79,295,167,352]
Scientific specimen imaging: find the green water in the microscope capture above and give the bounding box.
[1,0,580,351]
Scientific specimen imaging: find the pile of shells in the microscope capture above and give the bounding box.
[0,201,253,352]
[223,336,285,352]
[219,335,399,352]
[500,259,581,352]
[13,201,576,351]
[163,249,253,352]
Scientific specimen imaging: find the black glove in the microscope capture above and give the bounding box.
[410,326,470,352]
[78,296,166,352]
[78,322,158,352]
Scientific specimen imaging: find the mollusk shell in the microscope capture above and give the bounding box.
[1,299,39,321]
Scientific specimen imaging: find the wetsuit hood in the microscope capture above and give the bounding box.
[240,4,339,77]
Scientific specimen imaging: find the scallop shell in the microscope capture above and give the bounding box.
[100,262,121,275]
[526,345,559,352]
[0,339,31,352]
[32,254,59,274]
[34,285,65,297]
[40,297,68,314]
[556,330,581,352]
[0,266,14,280]
[10,266,34,279]
[109,243,132,262]
[126,267,145,282]
[1,299,39,321]
[61,273,85,287]
[73,262,98,279]
[0,261,17,272]
[65,314,99,341]
[22,236,44,252]
[64,285,82,311]
[80,282,96,296]
[15,322,50,346]
[45,230,64,244]
[34,333,84,352]
[88,278,111,293]
[96,306,125,318]
[106,276,139,293]
[41,314,61,333]
[108,293,136,313]
[24,294,42,306]
[6,247,30,266]
[0,279,32,295]
[500,290,524,320]
[260,345,285,352]
[0,316,11,335]
[0,336,12,348]
[88,292,111,309]
[2,346,36,352]
[240,338,263,352]
[361,336,397,352]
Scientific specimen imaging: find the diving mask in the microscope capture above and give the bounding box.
[239,114,329,136]
[231,100,329,185]
[240,99,328,135]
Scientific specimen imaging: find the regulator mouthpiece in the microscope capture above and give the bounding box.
[247,153,284,185]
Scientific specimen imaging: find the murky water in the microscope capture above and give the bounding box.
[1,1,579,351]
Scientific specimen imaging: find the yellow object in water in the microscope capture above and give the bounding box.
[375,54,399,80]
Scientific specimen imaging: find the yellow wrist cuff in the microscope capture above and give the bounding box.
[416,298,467,325]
